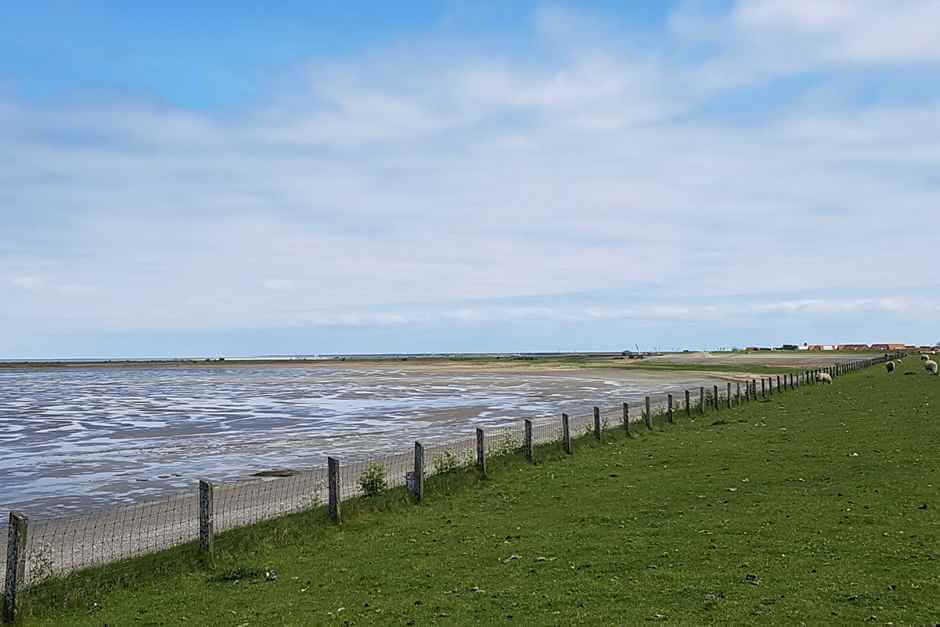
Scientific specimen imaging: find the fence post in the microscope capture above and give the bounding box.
[644,396,653,430]
[713,385,719,412]
[776,375,781,392]
[476,428,487,478]
[3,512,28,625]
[623,402,630,435]
[736,381,741,404]
[761,378,766,399]
[667,394,674,424]
[562,413,572,454]
[699,386,705,415]
[726,382,732,409]
[328,457,341,523]
[199,480,214,554]
[414,442,425,501]
[524,420,533,463]
[593,406,602,441]
[685,390,691,417]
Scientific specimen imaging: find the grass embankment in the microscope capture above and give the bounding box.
[18,360,939,625]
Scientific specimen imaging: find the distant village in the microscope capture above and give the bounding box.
[746,343,934,352]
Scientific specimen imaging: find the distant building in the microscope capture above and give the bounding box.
[779,344,799,351]
[809,344,836,351]
[871,343,906,351]
[838,344,870,351]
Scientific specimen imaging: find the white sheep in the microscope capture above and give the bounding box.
[921,354,930,361]
[886,361,895,373]
[815,372,833,384]
[926,360,938,375]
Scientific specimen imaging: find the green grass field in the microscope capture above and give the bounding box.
[15,358,939,625]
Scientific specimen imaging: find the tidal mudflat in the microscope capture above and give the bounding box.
[1,363,722,518]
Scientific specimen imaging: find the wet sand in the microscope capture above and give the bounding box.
[2,363,727,519]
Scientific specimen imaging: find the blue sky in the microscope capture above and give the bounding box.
[3,1,939,358]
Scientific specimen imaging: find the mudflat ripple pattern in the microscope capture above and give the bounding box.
[0,366,701,518]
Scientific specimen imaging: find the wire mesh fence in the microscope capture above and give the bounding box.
[1,356,894,603]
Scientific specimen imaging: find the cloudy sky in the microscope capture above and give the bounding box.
[3,1,939,358]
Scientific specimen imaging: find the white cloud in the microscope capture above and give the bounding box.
[262,279,296,292]
[10,276,44,290]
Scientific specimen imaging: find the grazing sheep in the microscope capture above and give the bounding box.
[886,361,896,373]
[816,372,833,384]
[921,354,929,361]
[926,360,938,375]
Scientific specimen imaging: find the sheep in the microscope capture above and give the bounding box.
[886,361,895,373]
[921,354,929,361]
[815,371,833,384]
[926,360,938,375]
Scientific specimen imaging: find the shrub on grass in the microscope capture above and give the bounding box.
[433,450,471,474]
[358,464,387,497]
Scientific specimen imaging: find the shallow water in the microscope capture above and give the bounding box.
[0,365,717,519]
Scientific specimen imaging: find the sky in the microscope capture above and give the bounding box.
[2,1,939,358]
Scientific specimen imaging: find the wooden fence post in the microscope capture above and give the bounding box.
[622,402,630,435]
[476,428,487,478]
[414,442,425,501]
[761,378,766,399]
[736,381,741,404]
[645,396,653,430]
[562,413,572,454]
[685,390,691,417]
[727,382,732,408]
[328,457,341,523]
[524,420,533,463]
[593,406,602,441]
[3,512,28,625]
[713,385,719,412]
[699,386,705,415]
[199,480,214,554]
[667,394,674,424]
[776,375,781,393]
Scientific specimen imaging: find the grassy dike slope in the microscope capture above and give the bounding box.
[21,362,939,625]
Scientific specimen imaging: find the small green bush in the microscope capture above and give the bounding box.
[433,450,464,474]
[358,464,387,497]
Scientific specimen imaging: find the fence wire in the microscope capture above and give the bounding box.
[1,358,889,591]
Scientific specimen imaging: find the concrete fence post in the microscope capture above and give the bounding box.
[414,442,425,500]
[199,480,214,554]
[593,406,602,441]
[645,396,653,430]
[623,402,630,435]
[685,390,691,417]
[3,512,28,625]
[476,428,487,478]
[562,413,572,454]
[667,394,674,424]
[328,457,341,523]
[524,419,533,463]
